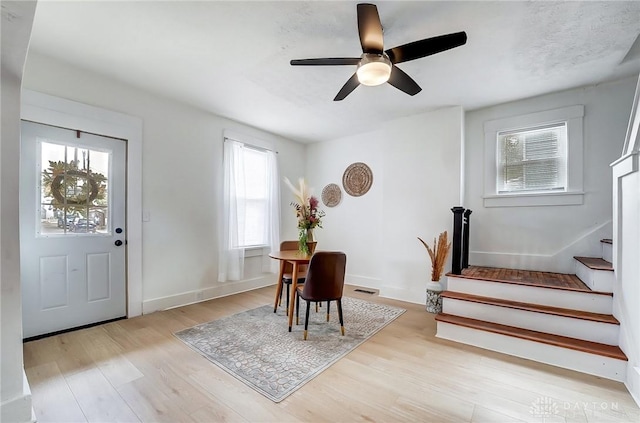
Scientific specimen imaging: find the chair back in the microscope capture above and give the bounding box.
[301,252,347,301]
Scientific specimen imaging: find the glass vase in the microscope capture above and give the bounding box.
[298,228,309,255]
[298,228,317,255]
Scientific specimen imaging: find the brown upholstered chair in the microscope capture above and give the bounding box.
[295,251,347,340]
[277,241,308,314]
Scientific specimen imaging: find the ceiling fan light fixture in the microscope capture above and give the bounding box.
[356,53,392,86]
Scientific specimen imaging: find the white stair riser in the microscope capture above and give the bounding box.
[447,277,612,314]
[602,242,613,263]
[436,322,627,382]
[442,298,619,345]
[575,261,614,293]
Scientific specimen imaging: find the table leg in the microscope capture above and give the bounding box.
[288,261,299,332]
[273,260,285,313]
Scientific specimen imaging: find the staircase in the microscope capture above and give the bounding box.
[436,239,627,381]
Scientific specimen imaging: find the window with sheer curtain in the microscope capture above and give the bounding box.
[497,123,567,193]
[218,138,280,282]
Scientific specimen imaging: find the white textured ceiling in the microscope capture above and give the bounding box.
[28,1,640,143]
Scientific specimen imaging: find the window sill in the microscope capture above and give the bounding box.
[244,246,269,257]
[483,191,584,208]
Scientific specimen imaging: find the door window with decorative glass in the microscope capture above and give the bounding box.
[39,141,110,236]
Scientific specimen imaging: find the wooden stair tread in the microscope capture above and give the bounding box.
[435,314,627,361]
[440,291,619,324]
[601,238,613,245]
[446,266,612,296]
[574,256,613,271]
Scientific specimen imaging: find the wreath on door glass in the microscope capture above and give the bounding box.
[42,160,107,211]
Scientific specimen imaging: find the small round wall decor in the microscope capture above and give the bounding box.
[342,162,373,197]
[321,183,342,207]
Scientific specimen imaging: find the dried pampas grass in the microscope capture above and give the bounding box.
[418,231,451,281]
[284,177,310,207]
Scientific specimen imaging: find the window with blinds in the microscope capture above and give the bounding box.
[497,123,567,194]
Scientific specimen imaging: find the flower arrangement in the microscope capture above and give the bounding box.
[284,177,325,254]
[418,231,451,282]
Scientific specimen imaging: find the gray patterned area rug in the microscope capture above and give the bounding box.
[174,297,405,402]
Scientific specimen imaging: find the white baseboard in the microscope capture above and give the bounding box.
[625,367,640,408]
[617,308,640,407]
[345,274,381,290]
[0,371,33,423]
[378,285,423,305]
[345,274,423,305]
[142,275,275,313]
[143,273,391,314]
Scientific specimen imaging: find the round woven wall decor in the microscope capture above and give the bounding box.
[321,183,342,207]
[342,162,373,197]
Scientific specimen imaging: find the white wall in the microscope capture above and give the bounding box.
[22,53,306,313]
[465,77,637,272]
[611,74,640,407]
[1,2,36,422]
[306,107,464,304]
[615,166,640,406]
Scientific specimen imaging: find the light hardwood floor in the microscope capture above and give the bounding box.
[24,285,639,422]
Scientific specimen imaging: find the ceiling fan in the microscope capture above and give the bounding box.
[290,3,467,101]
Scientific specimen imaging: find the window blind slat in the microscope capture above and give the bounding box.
[497,123,567,193]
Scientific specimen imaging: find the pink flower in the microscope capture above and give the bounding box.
[289,193,325,230]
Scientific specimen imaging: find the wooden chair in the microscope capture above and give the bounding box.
[278,241,308,314]
[295,252,347,340]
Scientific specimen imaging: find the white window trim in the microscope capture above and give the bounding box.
[483,105,584,208]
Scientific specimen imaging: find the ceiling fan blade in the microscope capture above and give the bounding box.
[387,66,422,96]
[357,3,384,54]
[334,73,360,101]
[290,58,361,66]
[386,31,467,64]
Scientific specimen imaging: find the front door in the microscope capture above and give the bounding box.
[20,121,127,339]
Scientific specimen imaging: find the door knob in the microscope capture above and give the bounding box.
[115,240,123,246]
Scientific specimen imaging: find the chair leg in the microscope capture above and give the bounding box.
[285,283,290,314]
[304,300,311,340]
[326,301,330,322]
[274,279,283,313]
[315,302,318,313]
[337,299,345,336]
[296,289,301,325]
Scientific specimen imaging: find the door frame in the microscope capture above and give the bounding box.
[21,90,143,317]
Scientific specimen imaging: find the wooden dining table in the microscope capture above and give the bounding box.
[269,250,312,332]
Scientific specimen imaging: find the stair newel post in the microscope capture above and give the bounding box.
[451,207,465,275]
[462,209,472,270]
